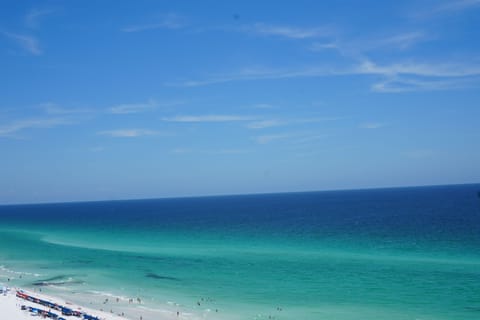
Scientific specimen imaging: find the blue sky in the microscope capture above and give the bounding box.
[1,0,479,204]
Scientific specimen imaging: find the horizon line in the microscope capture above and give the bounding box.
[1,182,479,207]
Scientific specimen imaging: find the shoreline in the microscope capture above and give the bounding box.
[0,262,226,320]
[0,285,185,320]
[1,263,227,320]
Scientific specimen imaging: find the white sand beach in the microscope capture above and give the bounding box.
[0,286,133,320]
[0,279,215,320]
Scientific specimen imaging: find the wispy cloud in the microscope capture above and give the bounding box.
[40,103,92,115]
[89,146,105,152]
[170,54,480,92]
[252,103,275,109]
[297,116,343,123]
[379,31,428,50]
[173,59,480,92]
[371,76,479,92]
[109,100,157,114]
[247,119,284,129]
[122,13,186,32]
[162,115,254,122]
[214,149,251,155]
[361,61,480,92]
[310,41,341,52]
[357,60,480,92]
[0,118,68,137]
[169,66,330,87]
[169,66,335,87]
[171,148,251,155]
[1,31,42,55]
[292,134,329,145]
[311,31,429,58]
[98,129,159,138]
[245,23,333,39]
[171,148,192,154]
[25,8,55,28]
[247,117,340,129]
[359,122,387,129]
[254,134,291,144]
[356,60,480,78]
[412,0,480,19]
[437,0,480,12]
[255,132,325,146]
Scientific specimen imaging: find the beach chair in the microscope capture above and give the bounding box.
[61,307,74,316]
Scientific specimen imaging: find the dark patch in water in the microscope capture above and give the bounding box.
[145,273,179,281]
[38,275,71,282]
[33,280,85,286]
[32,274,84,286]
[70,259,93,264]
[465,306,480,312]
[135,255,167,261]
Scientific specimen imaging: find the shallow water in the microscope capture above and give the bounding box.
[1,184,480,319]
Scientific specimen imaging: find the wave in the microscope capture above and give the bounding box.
[39,236,158,255]
[0,265,42,277]
[38,235,480,268]
[29,274,86,287]
[87,290,133,303]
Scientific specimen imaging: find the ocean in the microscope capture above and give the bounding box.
[1,184,480,319]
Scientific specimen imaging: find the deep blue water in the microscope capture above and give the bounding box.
[1,184,480,320]
[2,184,480,237]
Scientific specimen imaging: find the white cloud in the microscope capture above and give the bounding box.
[380,32,427,50]
[162,115,254,122]
[310,41,340,51]
[109,100,157,114]
[0,118,68,137]
[356,60,480,78]
[371,76,479,92]
[254,134,291,144]
[175,60,480,91]
[171,148,250,155]
[25,8,55,28]
[169,66,334,87]
[411,0,480,18]
[98,129,159,137]
[437,0,480,12]
[252,103,275,109]
[310,31,428,59]
[214,149,251,155]
[365,31,429,52]
[359,122,387,129]
[246,23,332,39]
[169,56,480,92]
[2,31,42,55]
[247,119,284,129]
[171,148,193,154]
[40,103,92,115]
[296,117,343,123]
[292,134,328,144]
[90,146,105,152]
[122,13,186,32]
[356,60,480,92]
[246,116,341,130]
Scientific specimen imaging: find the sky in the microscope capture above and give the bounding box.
[1,0,479,204]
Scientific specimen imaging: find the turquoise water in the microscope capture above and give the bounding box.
[1,185,480,319]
